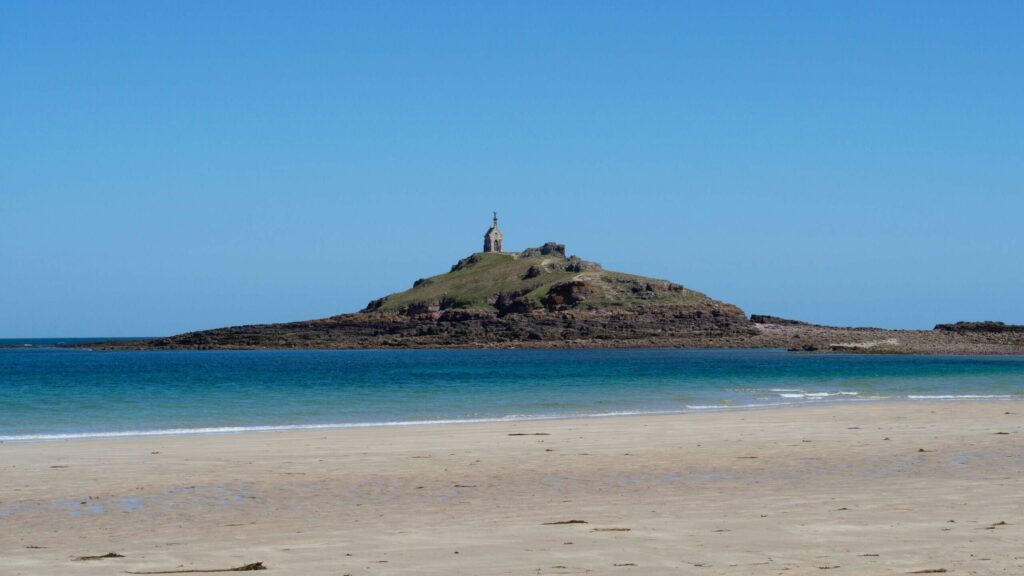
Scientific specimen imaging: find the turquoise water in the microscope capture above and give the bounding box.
[1,348,1023,441]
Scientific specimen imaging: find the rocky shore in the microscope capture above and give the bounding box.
[81,311,1024,354]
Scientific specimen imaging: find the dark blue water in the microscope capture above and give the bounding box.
[1,348,1022,441]
[0,338,144,348]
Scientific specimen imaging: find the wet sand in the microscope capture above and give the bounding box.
[2,401,1022,575]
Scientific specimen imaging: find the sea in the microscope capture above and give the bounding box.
[1,344,1022,442]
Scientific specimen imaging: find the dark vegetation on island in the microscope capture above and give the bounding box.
[77,243,1024,355]
[934,321,1024,334]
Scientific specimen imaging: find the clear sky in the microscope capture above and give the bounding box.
[2,1,1021,337]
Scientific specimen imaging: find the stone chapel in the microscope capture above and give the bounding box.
[483,212,503,253]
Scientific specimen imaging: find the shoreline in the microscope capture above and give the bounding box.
[3,395,1020,444]
[64,342,1024,355]
[71,315,1024,355]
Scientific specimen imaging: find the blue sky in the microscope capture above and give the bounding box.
[2,1,1021,336]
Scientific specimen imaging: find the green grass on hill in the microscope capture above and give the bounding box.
[373,250,712,313]
[377,252,576,311]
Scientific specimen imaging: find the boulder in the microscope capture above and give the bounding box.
[542,281,596,310]
[362,297,388,312]
[523,265,544,279]
[450,254,483,272]
[495,287,541,315]
[565,256,602,272]
[520,242,566,258]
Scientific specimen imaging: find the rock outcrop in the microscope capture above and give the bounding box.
[519,242,566,258]
[750,315,808,326]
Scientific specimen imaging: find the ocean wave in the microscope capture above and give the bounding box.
[777,391,860,399]
[906,394,1013,400]
[686,401,796,410]
[0,410,689,442]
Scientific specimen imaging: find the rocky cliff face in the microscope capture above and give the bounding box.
[119,304,754,350]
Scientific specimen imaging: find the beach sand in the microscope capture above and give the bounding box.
[2,401,1022,575]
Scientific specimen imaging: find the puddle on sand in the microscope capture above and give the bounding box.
[54,499,106,516]
[118,496,144,510]
[2,483,256,519]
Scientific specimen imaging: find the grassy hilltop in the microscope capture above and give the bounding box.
[365,242,715,315]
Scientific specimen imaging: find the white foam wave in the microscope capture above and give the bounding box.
[906,394,1013,400]
[778,391,860,399]
[0,410,687,443]
[686,401,795,410]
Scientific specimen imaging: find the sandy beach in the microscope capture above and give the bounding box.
[2,401,1022,575]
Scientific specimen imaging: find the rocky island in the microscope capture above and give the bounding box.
[84,217,1024,354]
